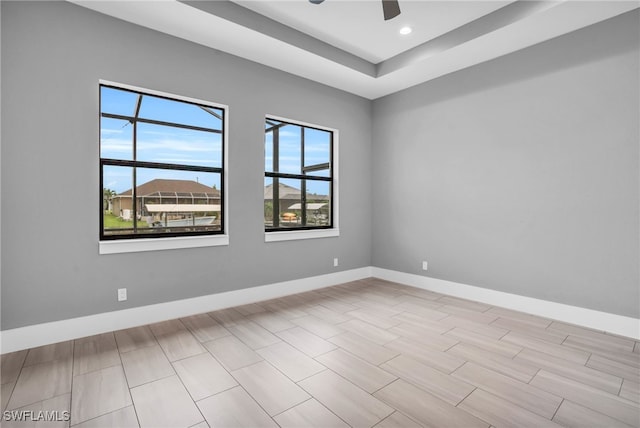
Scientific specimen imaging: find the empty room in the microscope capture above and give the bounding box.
[1,0,639,427]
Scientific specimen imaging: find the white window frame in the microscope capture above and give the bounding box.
[98,80,229,254]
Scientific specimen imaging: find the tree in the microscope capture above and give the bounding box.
[103,188,116,211]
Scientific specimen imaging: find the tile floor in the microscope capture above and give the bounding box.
[1,278,639,427]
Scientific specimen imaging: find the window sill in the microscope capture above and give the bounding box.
[265,228,339,242]
[99,234,229,254]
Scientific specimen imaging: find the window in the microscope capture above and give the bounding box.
[264,117,335,235]
[100,83,226,242]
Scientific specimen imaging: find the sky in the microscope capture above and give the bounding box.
[101,86,332,197]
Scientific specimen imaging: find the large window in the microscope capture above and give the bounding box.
[264,117,334,232]
[100,83,225,241]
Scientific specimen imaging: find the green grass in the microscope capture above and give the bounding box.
[103,211,148,229]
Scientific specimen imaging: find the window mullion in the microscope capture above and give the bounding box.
[301,128,307,226]
[272,127,280,228]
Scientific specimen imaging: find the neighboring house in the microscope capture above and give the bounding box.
[264,182,330,225]
[111,179,221,222]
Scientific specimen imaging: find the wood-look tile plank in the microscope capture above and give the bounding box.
[564,334,638,357]
[115,326,157,354]
[392,301,449,321]
[374,379,488,428]
[292,315,345,339]
[382,355,475,405]
[490,317,567,344]
[202,335,262,371]
[148,319,187,337]
[437,296,492,312]
[234,302,267,316]
[262,300,308,319]
[299,369,394,427]
[452,362,562,419]
[71,365,132,424]
[1,382,14,412]
[120,344,175,388]
[173,352,237,401]
[131,375,203,428]
[515,348,623,394]
[329,332,399,365]
[390,323,459,351]
[438,306,499,324]
[72,406,140,428]
[316,288,361,304]
[73,333,121,376]
[346,309,402,329]
[274,398,349,428]
[231,361,309,416]
[444,328,521,357]
[8,358,72,410]
[155,330,206,362]
[501,332,590,364]
[530,370,640,426]
[318,297,359,314]
[385,337,465,374]
[276,327,336,357]
[438,315,509,340]
[620,378,640,403]
[587,353,640,381]
[226,320,281,350]
[338,319,399,345]
[548,321,635,349]
[256,341,325,382]
[458,388,563,428]
[552,399,635,428]
[485,307,552,328]
[316,349,397,393]
[1,350,27,385]
[394,286,442,301]
[196,386,277,428]
[208,307,246,326]
[180,314,230,342]
[247,311,296,333]
[447,342,538,383]
[24,341,73,367]
[374,411,422,428]
[2,393,70,428]
[304,305,350,324]
[390,312,452,334]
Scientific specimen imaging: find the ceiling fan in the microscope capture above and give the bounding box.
[309,0,401,21]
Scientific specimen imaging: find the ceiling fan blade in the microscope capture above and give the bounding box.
[382,0,401,21]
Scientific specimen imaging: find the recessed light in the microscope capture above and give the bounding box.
[399,26,412,35]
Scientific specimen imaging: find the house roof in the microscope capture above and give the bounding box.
[264,182,329,201]
[117,179,220,198]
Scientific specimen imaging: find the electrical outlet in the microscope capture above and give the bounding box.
[333,258,339,267]
[422,261,428,271]
[117,288,127,302]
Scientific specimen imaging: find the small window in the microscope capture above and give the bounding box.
[264,117,334,232]
[100,84,226,240]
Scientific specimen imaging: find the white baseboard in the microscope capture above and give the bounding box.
[0,267,372,354]
[372,267,640,340]
[2,266,637,353]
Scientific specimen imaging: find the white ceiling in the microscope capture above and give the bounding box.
[71,0,639,99]
[233,0,514,63]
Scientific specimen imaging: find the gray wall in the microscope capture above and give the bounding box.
[2,2,638,331]
[1,1,372,329]
[372,10,639,318]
